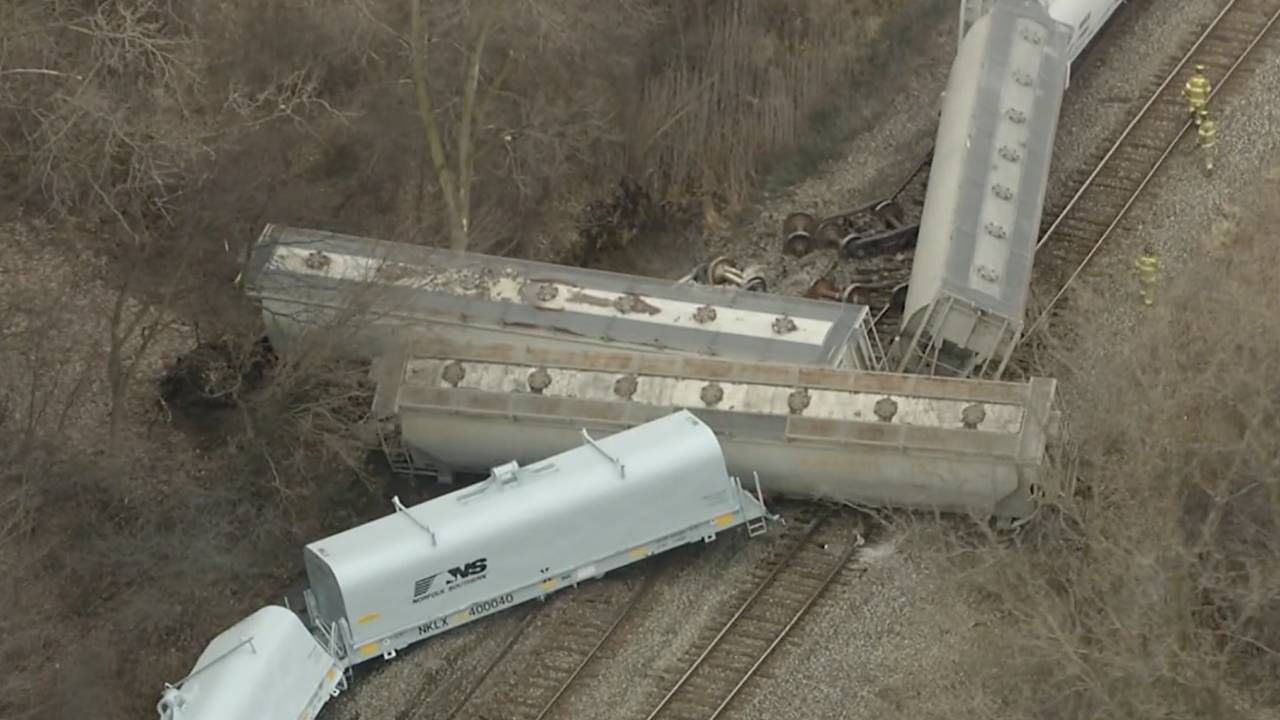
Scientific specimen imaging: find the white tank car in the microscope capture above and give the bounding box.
[371,341,1061,523]
[895,0,1073,378]
[962,0,1126,66]
[156,605,344,720]
[302,410,771,667]
[241,224,876,370]
[1045,0,1128,65]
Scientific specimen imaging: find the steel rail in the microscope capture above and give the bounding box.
[429,609,539,720]
[705,539,859,720]
[643,510,845,720]
[1033,0,1240,254]
[531,575,656,720]
[1022,0,1280,342]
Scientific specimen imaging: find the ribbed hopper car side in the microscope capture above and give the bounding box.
[240,224,877,369]
[371,341,1060,523]
[895,0,1072,378]
[302,410,771,667]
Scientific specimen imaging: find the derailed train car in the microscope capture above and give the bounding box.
[371,341,1061,523]
[241,223,877,370]
[894,0,1072,378]
[156,606,344,720]
[303,409,770,666]
[158,411,771,719]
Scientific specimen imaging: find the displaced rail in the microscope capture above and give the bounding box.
[1024,0,1280,341]
[441,573,655,720]
[643,509,862,720]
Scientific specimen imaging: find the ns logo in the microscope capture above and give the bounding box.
[447,558,488,582]
[412,558,488,601]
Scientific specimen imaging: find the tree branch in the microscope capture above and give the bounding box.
[456,16,495,237]
[409,0,468,251]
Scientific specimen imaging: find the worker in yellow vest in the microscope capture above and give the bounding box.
[1134,246,1159,307]
[1183,64,1211,122]
[1197,109,1219,174]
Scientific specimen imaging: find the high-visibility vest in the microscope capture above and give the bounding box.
[1184,73,1211,108]
[1135,255,1158,278]
[1198,118,1219,148]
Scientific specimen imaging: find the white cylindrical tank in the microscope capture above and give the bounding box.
[903,12,993,323]
[156,605,342,720]
[1044,0,1127,63]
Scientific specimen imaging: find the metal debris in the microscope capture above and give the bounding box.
[782,212,817,257]
[705,256,767,292]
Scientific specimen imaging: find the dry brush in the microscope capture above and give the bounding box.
[953,197,1280,718]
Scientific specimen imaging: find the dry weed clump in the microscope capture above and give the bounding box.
[629,0,903,216]
[959,207,1280,718]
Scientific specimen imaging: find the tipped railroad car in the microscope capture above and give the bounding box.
[157,605,344,720]
[241,224,877,370]
[371,341,1060,523]
[896,0,1072,378]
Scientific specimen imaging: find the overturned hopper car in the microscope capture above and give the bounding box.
[241,224,877,369]
[895,1,1071,378]
[371,341,1061,523]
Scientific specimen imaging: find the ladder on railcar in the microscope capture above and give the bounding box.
[377,423,439,480]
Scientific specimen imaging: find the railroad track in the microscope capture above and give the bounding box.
[1023,0,1280,342]
[439,571,654,720]
[642,509,863,720]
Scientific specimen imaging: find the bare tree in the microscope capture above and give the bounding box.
[406,0,514,251]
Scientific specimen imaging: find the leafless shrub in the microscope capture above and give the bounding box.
[952,196,1280,718]
[628,0,901,217]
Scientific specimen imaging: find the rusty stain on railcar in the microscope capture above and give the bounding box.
[401,340,1040,406]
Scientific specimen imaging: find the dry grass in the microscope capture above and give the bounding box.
[631,0,899,213]
[943,187,1280,718]
[1,0,909,263]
